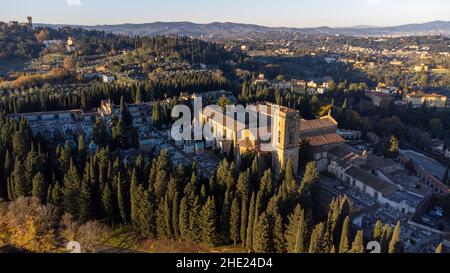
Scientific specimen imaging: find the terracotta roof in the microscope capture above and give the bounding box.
[307,133,345,147]
[345,166,398,196]
[300,116,337,132]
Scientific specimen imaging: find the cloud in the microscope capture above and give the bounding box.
[66,0,81,6]
[366,0,382,6]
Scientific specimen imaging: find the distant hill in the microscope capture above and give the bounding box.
[36,20,450,38]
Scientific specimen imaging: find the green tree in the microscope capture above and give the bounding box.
[79,177,94,223]
[349,230,365,253]
[63,161,81,217]
[200,197,218,247]
[31,172,46,201]
[252,212,272,253]
[389,222,403,253]
[309,223,325,253]
[230,197,241,245]
[286,205,308,253]
[117,173,129,223]
[436,243,444,254]
[101,182,114,223]
[339,216,350,253]
[245,193,256,250]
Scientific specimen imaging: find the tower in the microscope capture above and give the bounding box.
[27,16,32,30]
[271,106,300,175]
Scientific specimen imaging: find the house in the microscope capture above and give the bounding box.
[366,91,393,108]
[329,162,421,215]
[404,92,447,109]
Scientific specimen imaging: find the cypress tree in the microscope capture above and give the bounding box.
[381,224,393,253]
[272,210,286,253]
[245,193,256,250]
[154,150,171,200]
[339,216,350,253]
[164,193,173,237]
[299,162,320,221]
[101,182,114,223]
[172,192,180,240]
[200,197,218,247]
[179,197,190,241]
[373,220,383,242]
[240,196,248,246]
[189,197,202,243]
[436,243,443,254]
[31,172,46,201]
[138,186,156,237]
[286,205,307,253]
[78,134,86,167]
[130,169,139,226]
[220,190,231,241]
[230,196,241,245]
[309,223,325,253]
[13,160,28,198]
[117,173,129,223]
[349,230,365,253]
[79,177,94,223]
[63,161,81,217]
[252,212,271,253]
[389,222,403,253]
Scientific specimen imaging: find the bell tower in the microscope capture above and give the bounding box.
[271,106,300,175]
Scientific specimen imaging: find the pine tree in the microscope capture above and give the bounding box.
[389,222,403,253]
[349,230,365,253]
[200,197,218,247]
[63,161,81,217]
[339,216,350,253]
[230,196,241,245]
[253,212,272,253]
[31,172,46,201]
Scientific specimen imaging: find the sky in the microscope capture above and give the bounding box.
[1,0,449,28]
